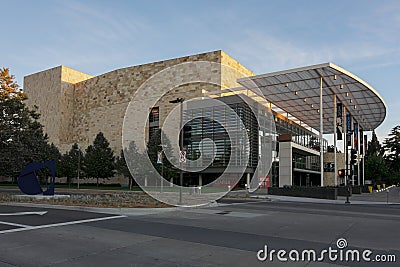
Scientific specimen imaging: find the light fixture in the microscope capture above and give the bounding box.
[334,75,337,80]
[169,97,185,104]
[311,104,314,108]
[340,84,344,89]
[303,98,307,102]
[285,83,289,87]
[345,92,349,97]
[354,105,357,109]
[295,91,298,95]
[317,109,320,113]
[350,99,353,103]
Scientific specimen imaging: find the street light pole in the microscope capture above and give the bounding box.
[158,144,167,193]
[169,97,185,205]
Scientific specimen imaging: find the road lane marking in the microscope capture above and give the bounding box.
[0,221,31,228]
[0,215,126,234]
[0,211,48,216]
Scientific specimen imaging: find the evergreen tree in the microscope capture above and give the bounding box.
[115,141,142,190]
[0,68,54,180]
[58,143,83,187]
[384,125,400,184]
[37,142,62,184]
[82,132,115,186]
[365,155,389,184]
[364,130,389,184]
[366,130,384,157]
[146,129,177,182]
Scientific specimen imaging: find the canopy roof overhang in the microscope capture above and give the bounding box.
[237,62,386,134]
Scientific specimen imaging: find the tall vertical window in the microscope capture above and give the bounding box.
[149,107,159,140]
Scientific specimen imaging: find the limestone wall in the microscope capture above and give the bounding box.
[24,67,63,146]
[323,152,345,186]
[221,50,254,89]
[24,66,92,152]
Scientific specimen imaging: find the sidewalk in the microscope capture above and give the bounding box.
[252,194,400,205]
[250,186,400,205]
[337,185,400,204]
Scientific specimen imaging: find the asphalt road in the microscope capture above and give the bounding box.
[0,200,399,266]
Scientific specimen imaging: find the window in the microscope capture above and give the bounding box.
[149,107,159,123]
[324,162,335,172]
[149,107,159,141]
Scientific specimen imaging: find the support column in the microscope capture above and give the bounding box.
[334,94,337,186]
[343,107,347,186]
[362,136,365,185]
[199,174,202,186]
[319,77,324,186]
[278,140,293,187]
[357,127,361,185]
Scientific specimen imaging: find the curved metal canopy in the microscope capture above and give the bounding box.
[237,62,386,133]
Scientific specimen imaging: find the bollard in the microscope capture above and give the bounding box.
[345,186,351,204]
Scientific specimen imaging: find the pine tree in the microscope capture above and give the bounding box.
[0,68,54,180]
[83,132,115,186]
[58,143,83,187]
[37,142,62,184]
[115,141,142,190]
[366,130,384,157]
[384,125,400,184]
[365,155,389,184]
[146,129,177,183]
[364,130,389,184]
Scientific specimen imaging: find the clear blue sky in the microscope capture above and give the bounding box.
[2,0,399,142]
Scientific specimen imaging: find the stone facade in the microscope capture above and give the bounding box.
[24,66,93,152]
[23,50,254,154]
[323,152,345,186]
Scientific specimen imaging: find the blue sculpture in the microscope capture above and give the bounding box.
[17,161,56,196]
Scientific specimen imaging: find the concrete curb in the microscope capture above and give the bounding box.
[0,200,224,216]
[252,194,400,205]
[0,202,181,216]
[374,185,395,193]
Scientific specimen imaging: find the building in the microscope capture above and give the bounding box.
[24,50,386,188]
